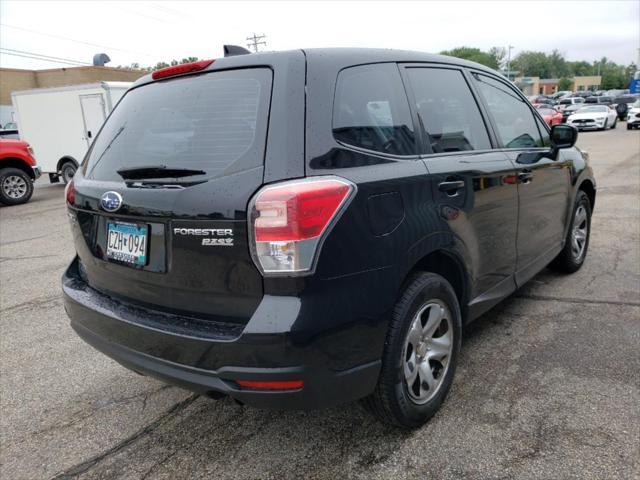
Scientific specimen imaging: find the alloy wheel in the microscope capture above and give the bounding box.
[2,175,28,199]
[571,205,588,261]
[402,300,453,404]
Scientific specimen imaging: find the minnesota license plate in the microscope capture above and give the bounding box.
[106,222,148,266]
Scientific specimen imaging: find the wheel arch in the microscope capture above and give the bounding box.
[56,156,79,173]
[0,157,35,179]
[578,178,596,210]
[403,249,470,322]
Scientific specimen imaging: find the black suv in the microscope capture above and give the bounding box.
[63,48,596,428]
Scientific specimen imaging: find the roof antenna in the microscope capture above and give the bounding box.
[223,45,251,57]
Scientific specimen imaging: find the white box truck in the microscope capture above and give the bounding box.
[12,82,131,183]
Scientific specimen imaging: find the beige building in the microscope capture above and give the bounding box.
[515,75,602,96]
[0,66,145,125]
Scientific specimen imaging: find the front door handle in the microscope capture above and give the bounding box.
[438,180,465,196]
[518,171,533,184]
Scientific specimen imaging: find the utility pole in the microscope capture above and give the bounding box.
[246,33,267,53]
[506,45,514,81]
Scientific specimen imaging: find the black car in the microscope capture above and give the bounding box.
[63,47,596,428]
[612,95,639,120]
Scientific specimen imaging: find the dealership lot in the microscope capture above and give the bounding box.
[1,125,638,479]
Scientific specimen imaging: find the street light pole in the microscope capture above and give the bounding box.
[506,45,514,81]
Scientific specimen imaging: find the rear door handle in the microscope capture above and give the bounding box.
[518,171,533,183]
[438,180,465,195]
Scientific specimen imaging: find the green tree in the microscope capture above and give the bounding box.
[558,77,573,91]
[439,47,500,70]
[512,51,551,77]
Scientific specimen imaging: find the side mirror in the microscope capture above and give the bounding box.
[550,124,578,150]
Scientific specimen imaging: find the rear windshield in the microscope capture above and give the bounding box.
[84,68,272,181]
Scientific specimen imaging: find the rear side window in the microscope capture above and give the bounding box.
[84,68,272,181]
[473,74,544,148]
[406,67,491,153]
[333,63,416,156]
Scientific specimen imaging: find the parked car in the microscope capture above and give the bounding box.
[572,91,593,98]
[0,139,41,205]
[2,122,18,129]
[567,105,618,130]
[626,98,640,129]
[561,103,585,123]
[612,95,639,120]
[584,96,613,106]
[551,91,572,100]
[528,95,555,106]
[557,97,585,110]
[62,47,596,428]
[535,105,563,126]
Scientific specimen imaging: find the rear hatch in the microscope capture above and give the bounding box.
[70,67,273,324]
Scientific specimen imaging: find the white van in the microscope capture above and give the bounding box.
[12,82,130,183]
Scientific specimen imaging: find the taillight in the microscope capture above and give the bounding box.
[151,59,214,80]
[65,178,75,205]
[249,176,356,275]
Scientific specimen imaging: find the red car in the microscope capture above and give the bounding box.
[0,139,41,205]
[535,105,563,126]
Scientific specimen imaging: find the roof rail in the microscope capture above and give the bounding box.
[223,45,251,57]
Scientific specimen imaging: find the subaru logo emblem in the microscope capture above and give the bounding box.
[100,191,123,212]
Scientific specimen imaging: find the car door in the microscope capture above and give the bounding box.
[401,65,519,317]
[471,72,572,286]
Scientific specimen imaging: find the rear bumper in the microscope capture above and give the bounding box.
[63,257,383,410]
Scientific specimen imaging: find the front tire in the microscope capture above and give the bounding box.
[0,168,34,205]
[362,273,461,428]
[611,118,617,129]
[550,190,591,273]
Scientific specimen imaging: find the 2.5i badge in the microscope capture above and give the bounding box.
[173,227,234,247]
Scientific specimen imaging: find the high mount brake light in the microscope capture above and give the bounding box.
[249,177,356,275]
[151,59,215,80]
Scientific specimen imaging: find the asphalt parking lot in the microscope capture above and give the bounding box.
[1,124,639,480]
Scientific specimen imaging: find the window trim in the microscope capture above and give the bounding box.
[399,63,497,157]
[331,62,421,158]
[470,70,549,151]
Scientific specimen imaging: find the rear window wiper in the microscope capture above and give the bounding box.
[116,165,206,180]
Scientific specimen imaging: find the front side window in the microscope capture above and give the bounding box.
[333,63,415,156]
[406,67,491,153]
[473,74,544,149]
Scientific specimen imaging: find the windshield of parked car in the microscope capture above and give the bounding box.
[84,68,273,182]
[576,106,608,113]
[633,99,640,108]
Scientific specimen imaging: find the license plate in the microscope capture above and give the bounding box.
[106,222,148,266]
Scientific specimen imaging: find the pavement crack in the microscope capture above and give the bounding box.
[515,293,640,307]
[1,295,61,314]
[48,393,199,480]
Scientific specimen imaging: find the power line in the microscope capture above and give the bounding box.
[246,33,267,53]
[1,23,160,58]
[0,47,91,66]
[0,51,86,67]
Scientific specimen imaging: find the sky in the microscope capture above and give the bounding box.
[1,0,638,71]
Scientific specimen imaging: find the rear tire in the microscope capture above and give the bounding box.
[60,162,76,185]
[550,190,591,273]
[0,167,34,205]
[362,273,461,428]
[628,124,632,130]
